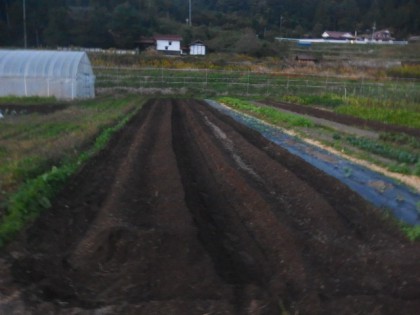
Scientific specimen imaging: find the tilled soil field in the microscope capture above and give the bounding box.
[0,99,419,315]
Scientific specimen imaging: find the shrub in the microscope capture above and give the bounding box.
[281,94,344,108]
[346,136,418,164]
[0,96,142,247]
[386,65,420,79]
[336,104,420,129]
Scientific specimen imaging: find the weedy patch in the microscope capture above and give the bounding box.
[219,97,314,128]
[401,224,420,242]
[335,98,420,129]
[388,199,420,241]
[0,95,146,246]
[282,93,345,108]
[387,64,420,79]
[346,135,418,164]
[0,96,58,105]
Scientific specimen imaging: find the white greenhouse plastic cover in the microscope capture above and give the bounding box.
[0,50,95,100]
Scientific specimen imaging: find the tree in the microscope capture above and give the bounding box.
[43,7,72,46]
[314,0,336,30]
[71,6,113,47]
[312,22,324,37]
[216,0,250,13]
[109,3,142,48]
[0,0,419,49]
[337,0,360,31]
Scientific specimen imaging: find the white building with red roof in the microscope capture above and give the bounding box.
[154,35,183,55]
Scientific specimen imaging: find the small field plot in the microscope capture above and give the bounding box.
[0,99,419,314]
[0,95,144,240]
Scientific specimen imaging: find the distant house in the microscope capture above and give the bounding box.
[408,35,420,43]
[137,37,156,51]
[372,29,393,41]
[358,29,394,42]
[189,40,206,55]
[322,31,354,40]
[154,35,182,55]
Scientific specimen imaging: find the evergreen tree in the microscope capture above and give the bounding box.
[109,3,142,48]
[0,0,418,47]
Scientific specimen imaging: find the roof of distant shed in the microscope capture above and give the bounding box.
[0,50,93,79]
[190,40,205,46]
[154,35,183,41]
[137,37,155,44]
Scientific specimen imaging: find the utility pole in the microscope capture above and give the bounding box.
[279,15,283,36]
[23,0,27,48]
[189,0,192,26]
[371,21,376,41]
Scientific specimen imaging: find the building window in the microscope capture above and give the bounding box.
[169,41,172,45]
[165,46,168,50]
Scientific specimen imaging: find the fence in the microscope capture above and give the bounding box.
[58,47,138,55]
[94,67,420,102]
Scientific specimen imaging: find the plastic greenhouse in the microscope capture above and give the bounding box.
[0,50,95,100]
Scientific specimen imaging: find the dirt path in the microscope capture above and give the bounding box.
[0,99,419,315]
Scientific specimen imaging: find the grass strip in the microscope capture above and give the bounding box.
[278,94,420,129]
[0,108,139,248]
[219,97,314,128]
[0,96,58,105]
[386,65,420,79]
[335,104,420,129]
[281,94,345,108]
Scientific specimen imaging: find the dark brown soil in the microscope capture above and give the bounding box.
[263,100,420,138]
[0,99,419,315]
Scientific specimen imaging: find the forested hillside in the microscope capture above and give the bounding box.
[0,0,418,51]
